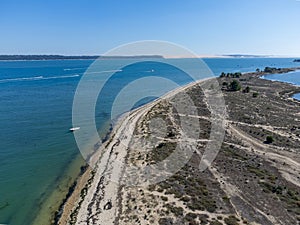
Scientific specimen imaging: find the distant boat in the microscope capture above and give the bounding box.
[293,59,300,62]
[69,127,80,132]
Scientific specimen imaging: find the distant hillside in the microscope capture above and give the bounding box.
[0,55,164,61]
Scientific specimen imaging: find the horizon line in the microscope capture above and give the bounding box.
[0,54,299,60]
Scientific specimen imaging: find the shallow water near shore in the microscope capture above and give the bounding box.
[261,70,300,100]
[0,58,298,225]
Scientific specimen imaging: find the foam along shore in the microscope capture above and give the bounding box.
[57,77,213,224]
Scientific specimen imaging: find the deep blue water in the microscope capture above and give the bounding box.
[0,58,298,225]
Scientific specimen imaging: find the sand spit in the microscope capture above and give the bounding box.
[58,68,300,225]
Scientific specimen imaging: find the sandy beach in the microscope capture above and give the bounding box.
[57,78,213,224]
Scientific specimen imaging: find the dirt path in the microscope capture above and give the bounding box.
[208,166,277,225]
[228,124,300,188]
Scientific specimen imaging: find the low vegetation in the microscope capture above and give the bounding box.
[220,72,242,78]
[229,80,241,91]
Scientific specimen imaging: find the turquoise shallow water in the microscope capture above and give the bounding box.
[0,58,298,225]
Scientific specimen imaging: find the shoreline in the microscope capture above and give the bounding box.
[246,67,300,98]
[31,121,114,225]
[49,66,300,224]
[259,68,300,100]
[31,154,87,225]
[55,77,212,224]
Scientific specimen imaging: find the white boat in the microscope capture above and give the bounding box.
[69,127,80,132]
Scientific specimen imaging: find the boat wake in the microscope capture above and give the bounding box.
[0,74,80,83]
[63,67,87,71]
[84,69,123,74]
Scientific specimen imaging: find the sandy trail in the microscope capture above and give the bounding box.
[228,124,300,187]
[208,166,278,225]
[228,120,300,144]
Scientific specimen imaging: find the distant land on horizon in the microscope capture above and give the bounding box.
[223,54,270,58]
[0,55,164,61]
[0,54,299,61]
[222,54,300,59]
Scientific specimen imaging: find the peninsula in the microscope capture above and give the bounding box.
[54,68,300,225]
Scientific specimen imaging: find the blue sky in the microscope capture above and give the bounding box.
[0,0,300,56]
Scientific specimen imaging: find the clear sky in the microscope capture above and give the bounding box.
[0,0,300,56]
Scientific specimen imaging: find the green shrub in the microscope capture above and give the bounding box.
[264,67,279,73]
[161,196,168,201]
[265,135,274,144]
[243,86,250,93]
[229,80,241,91]
[185,212,198,221]
[158,217,173,225]
[210,220,222,225]
[224,215,239,225]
